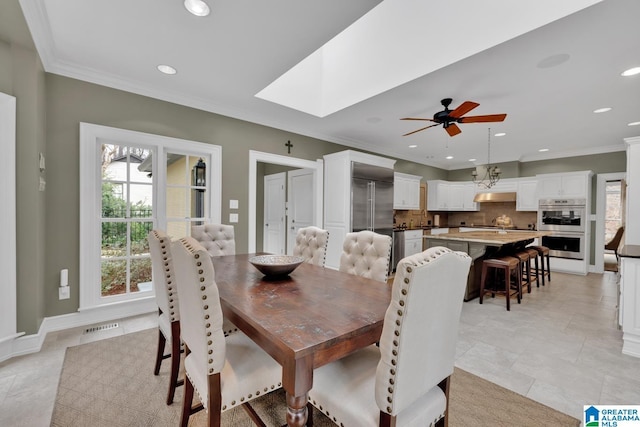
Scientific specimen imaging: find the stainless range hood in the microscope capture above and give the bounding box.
[473,192,517,203]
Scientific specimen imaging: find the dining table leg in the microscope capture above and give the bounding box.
[283,355,313,427]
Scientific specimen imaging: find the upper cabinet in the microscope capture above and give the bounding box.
[516,179,538,211]
[536,171,592,199]
[394,172,421,210]
[427,180,478,211]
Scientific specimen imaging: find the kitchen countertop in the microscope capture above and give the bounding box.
[620,245,640,258]
[423,230,550,246]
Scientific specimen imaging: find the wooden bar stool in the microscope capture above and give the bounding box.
[479,256,521,311]
[525,247,540,288]
[529,245,551,286]
[514,250,532,295]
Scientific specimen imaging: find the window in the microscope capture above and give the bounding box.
[80,123,221,310]
[605,180,622,242]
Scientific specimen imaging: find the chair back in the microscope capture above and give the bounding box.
[375,247,471,416]
[148,229,179,321]
[293,226,329,267]
[171,236,226,374]
[605,226,625,251]
[339,230,392,283]
[191,224,236,256]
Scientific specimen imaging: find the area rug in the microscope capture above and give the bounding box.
[51,328,580,426]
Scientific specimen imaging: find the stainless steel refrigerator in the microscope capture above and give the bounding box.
[351,162,394,239]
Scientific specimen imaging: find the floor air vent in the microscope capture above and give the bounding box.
[83,323,119,334]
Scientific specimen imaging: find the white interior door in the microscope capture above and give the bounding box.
[264,173,286,254]
[287,168,315,254]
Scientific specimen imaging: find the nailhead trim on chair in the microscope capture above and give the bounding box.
[179,237,282,412]
[379,248,453,422]
[152,230,179,321]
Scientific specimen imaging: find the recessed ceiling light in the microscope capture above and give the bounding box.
[157,64,177,75]
[408,144,417,148]
[628,121,640,126]
[184,0,210,16]
[494,132,506,137]
[593,107,611,113]
[446,156,453,160]
[468,158,476,162]
[621,67,640,77]
[539,148,549,152]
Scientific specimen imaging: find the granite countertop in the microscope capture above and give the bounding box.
[619,245,640,258]
[424,230,550,245]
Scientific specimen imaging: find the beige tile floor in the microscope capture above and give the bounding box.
[1,271,639,426]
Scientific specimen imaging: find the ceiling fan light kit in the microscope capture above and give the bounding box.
[472,128,501,189]
[401,98,507,137]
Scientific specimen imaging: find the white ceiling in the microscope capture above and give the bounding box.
[15,0,640,170]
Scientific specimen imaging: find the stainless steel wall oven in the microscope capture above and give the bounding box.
[541,232,585,260]
[538,198,587,260]
[538,198,586,232]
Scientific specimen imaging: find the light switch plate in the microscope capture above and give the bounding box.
[229,213,239,223]
[229,199,238,209]
[59,287,70,300]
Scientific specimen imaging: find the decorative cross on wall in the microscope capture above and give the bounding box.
[285,140,293,154]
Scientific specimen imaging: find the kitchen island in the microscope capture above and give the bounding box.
[424,230,550,301]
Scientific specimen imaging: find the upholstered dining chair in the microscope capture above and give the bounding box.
[192,223,238,335]
[292,226,330,267]
[171,236,283,427]
[191,223,236,257]
[605,226,625,260]
[339,230,392,283]
[148,229,183,405]
[307,247,472,427]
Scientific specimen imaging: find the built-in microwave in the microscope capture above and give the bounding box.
[538,198,586,233]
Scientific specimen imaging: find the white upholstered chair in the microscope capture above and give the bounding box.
[339,230,392,283]
[148,229,183,405]
[191,223,236,257]
[293,226,329,267]
[308,247,472,427]
[171,236,283,427]
[192,223,238,335]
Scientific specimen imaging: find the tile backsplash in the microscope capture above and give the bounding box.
[447,202,537,229]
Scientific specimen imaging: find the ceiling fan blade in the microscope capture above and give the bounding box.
[445,123,462,137]
[400,117,437,122]
[458,113,507,123]
[403,123,440,136]
[449,101,480,118]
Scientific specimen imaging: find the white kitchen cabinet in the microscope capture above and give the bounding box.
[323,150,396,269]
[427,181,477,211]
[462,183,479,211]
[393,172,421,210]
[426,180,449,210]
[536,171,592,199]
[516,179,538,211]
[403,229,423,257]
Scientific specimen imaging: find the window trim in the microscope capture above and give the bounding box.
[79,123,221,311]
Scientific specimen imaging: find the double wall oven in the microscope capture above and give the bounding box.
[538,198,586,260]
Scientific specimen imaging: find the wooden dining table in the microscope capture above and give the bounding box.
[211,253,392,427]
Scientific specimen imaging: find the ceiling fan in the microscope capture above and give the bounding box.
[401,98,507,137]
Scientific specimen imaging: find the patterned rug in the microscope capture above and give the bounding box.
[51,328,580,426]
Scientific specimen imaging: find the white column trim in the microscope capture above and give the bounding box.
[0,93,18,349]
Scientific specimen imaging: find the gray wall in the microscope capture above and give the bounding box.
[0,39,47,334]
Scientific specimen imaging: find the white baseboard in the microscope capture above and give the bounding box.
[622,332,640,359]
[0,297,156,363]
